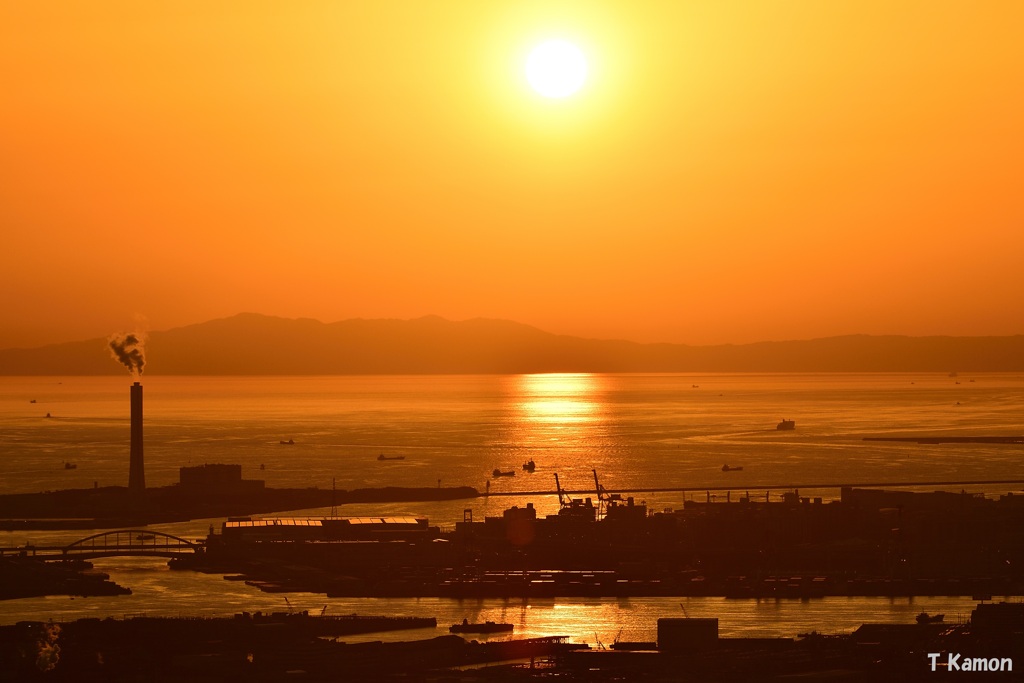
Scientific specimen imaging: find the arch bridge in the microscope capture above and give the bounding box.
[1,529,203,561]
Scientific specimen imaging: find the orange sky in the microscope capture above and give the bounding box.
[2,2,1022,349]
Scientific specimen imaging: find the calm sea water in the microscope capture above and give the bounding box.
[1,373,1022,638]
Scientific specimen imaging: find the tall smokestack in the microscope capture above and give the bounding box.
[129,381,145,492]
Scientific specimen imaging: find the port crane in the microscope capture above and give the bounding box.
[592,469,622,519]
[554,473,569,509]
[554,472,598,520]
[592,469,632,519]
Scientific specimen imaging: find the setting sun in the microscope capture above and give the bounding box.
[1,2,1022,348]
[525,39,588,98]
[1,3,1024,677]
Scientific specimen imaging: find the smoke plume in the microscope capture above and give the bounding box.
[108,332,146,377]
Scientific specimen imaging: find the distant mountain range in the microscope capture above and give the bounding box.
[1,313,1022,374]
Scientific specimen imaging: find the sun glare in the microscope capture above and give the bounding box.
[525,40,588,98]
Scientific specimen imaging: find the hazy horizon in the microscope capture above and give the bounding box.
[4,310,1024,354]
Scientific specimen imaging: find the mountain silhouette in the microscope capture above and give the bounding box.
[1,313,1022,374]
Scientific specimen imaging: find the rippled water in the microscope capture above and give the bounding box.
[2,373,1022,636]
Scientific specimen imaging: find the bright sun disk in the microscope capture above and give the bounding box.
[525,40,588,99]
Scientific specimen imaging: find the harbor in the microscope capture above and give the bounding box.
[3,373,1023,678]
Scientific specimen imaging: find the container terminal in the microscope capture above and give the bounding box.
[156,470,1024,600]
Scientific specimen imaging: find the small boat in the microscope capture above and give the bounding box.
[377,454,405,461]
[279,439,295,445]
[63,462,77,470]
[916,612,944,624]
[522,459,536,472]
[492,469,515,478]
[449,619,514,634]
[722,464,743,472]
[29,399,36,404]
[777,419,795,431]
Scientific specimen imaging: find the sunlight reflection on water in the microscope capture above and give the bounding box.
[3,373,1022,496]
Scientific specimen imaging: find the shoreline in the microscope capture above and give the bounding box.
[0,484,480,531]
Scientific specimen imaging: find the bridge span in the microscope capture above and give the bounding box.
[0,529,203,561]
